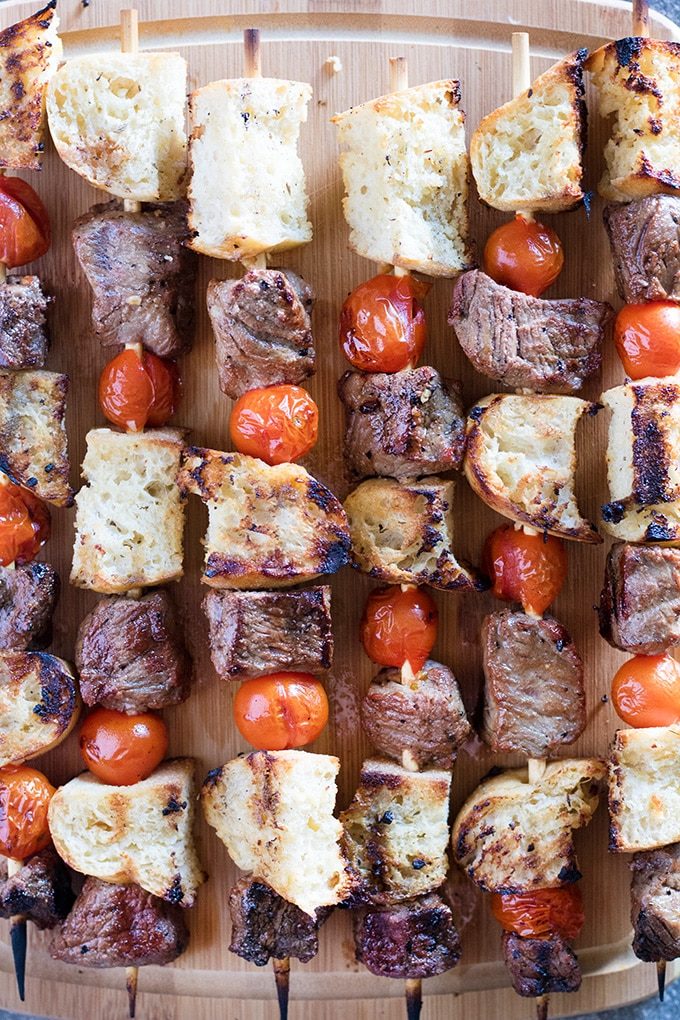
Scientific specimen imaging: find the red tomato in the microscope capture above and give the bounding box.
[490,886,585,941]
[339,273,430,372]
[0,764,55,860]
[483,214,564,297]
[0,177,50,268]
[0,476,50,566]
[484,524,567,616]
[233,673,329,751]
[360,585,438,674]
[614,302,680,379]
[229,385,319,465]
[79,708,169,786]
[611,655,680,728]
[98,348,181,432]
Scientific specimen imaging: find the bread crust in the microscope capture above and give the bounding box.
[0,650,79,766]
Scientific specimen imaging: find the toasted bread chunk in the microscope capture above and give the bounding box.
[47,52,187,201]
[71,428,185,594]
[609,727,680,852]
[0,369,72,506]
[451,759,605,892]
[464,393,600,543]
[333,80,472,276]
[48,759,205,906]
[188,78,312,259]
[201,750,352,917]
[0,650,78,767]
[471,51,586,212]
[180,448,350,589]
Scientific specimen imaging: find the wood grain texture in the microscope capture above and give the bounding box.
[0,0,678,1015]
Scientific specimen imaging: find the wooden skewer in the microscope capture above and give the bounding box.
[7,857,26,1001]
[632,0,649,37]
[389,58,411,279]
[536,993,550,1020]
[120,9,142,218]
[240,29,268,273]
[657,960,666,1002]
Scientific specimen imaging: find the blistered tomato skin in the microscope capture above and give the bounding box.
[98,349,181,432]
[0,177,51,269]
[490,886,585,941]
[233,673,329,751]
[0,764,55,860]
[614,302,680,379]
[483,215,564,297]
[611,654,680,728]
[0,476,50,567]
[339,273,430,372]
[360,585,438,674]
[229,385,319,465]
[79,707,169,786]
[484,525,567,616]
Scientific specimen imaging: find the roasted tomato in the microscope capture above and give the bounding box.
[614,302,680,379]
[0,177,50,269]
[0,764,55,860]
[360,584,438,674]
[339,273,430,372]
[0,475,50,566]
[233,673,329,751]
[611,654,680,728]
[229,385,319,465]
[484,524,567,616]
[483,214,564,297]
[79,707,169,786]
[98,348,181,432]
[490,886,585,941]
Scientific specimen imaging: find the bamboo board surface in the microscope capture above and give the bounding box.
[1,0,680,1016]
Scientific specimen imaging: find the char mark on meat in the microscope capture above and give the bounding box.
[0,561,59,651]
[228,877,330,967]
[631,844,680,962]
[600,542,680,655]
[502,932,582,997]
[604,196,680,304]
[0,848,74,930]
[0,276,50,369]
[353,893,461,979]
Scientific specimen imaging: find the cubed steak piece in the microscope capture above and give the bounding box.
[72,201,197,358]
[50,877,189,968]
[228,878,330,966]
[600,543,680,655]
[338,367,465,481]
[361,659,471,770]
[449,270,609,392]
[0,276,49,369]
[353,893,461,979]
[0,562,59,650]
[75,590,192,714]
[604,196,680,304]
[631,844,680,962]
[0,848,74,930]
[208,268,315,399]
[502,932,581,997]
[482,610,585,758]
[204,587,332,680]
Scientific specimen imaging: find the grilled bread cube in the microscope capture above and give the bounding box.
[201,750,352,917]
[71,428,185,594]
[587,39,680,201]
[47,52,187,202]
[609,727,680,852]
[333,80,472,276]
[464,393,600,543]
[470,51,586,213]
[180,448,350,589]
[0,650,78,767]
[343,476,487,591]
[452,759,605,892]
[48,758,205,906]
[188,78,312,259]
[0,369,72,506]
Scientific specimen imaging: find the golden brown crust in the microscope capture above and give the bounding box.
[0,650,79,766]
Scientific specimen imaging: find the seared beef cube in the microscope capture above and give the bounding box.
[600,543,680,655]
[482,610,585,757]
[203,587,333,680]
[207,268,315,399]
[75,590,191,713]
[0,276,49,369]
[449,270,609,393]
[0,848,74,930]
[72,201,197,358]
[353,893,461,979]
[50,877,189,968]
[604,197,680,304]
[228,878,330,966]
[338,367,466,481]
[0,561,59,650]
[631,844,680,962]
[361,659,471,770]
[502,932,581,997]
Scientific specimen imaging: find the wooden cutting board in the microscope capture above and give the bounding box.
[1,0,679,1016]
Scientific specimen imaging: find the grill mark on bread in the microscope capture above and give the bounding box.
[631,381,679,504]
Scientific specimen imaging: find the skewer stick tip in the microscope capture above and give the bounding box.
[657,960,666,1001]
[273,957,290,1020]
[244,28,262,78]
[511,31,531,98]
[126,965,138,1018]
[405,977,422,1020]
[120,8,139,54]
[536,993,550,1020]
[389,56,408,93]
[632,0,650,37]
[10,917,26,1001]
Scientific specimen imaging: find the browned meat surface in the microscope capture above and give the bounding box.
[338,367,466,481]
[604,196,680,304]
[361,659,471,770]
[0,276,49,369]
[0,561,59,650]
[0,848,73,930]
[75,590,192,713]
[50,877,189,968]
[631,844,680,962]
[203,587,333,680]
[228,878,330,966]
[449,270,610,392]
[502,932,581,997]
[72,201,197,358]
[600,542,680,655]
[353,893,461,979]
[482,610,585,757]
[208,267,315,399]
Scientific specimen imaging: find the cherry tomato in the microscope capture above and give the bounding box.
[611,654,680,728]
[229,385,319,465]
[98,348,181,432]
[0,764,55,860]
[483,214,564,297]
[360,585,438,674]
[233,673,329,751]
[0,476,50,566]
[484,524,567,616]
[490,886,584,941]
[0,177,50,269]
[79,707,169,786]
[614,302,680,379]
[339,273,430,372]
